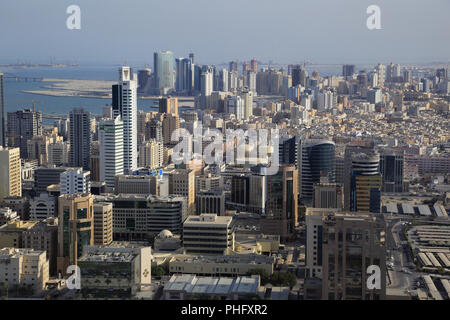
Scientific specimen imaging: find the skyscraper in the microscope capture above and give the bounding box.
[250,58,258,73]
[57,193,94,275]
[175,57,193,94]
[116,67,138,174]
[69,108,91,170]
[350,152,382,213]
[380,149,404,193]
[342,64,355,78]
[154,50,175,94]
[60,168,91,195]
[98,116,124,189]
[0,147,21,201]
[300,140,336,199]
[321,212,386,300]
[0,72,5,147]
[159,97,178,116]
[7,108,42,158]
[262,165,298,242]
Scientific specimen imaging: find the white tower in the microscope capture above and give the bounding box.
[99,116,124,189]
[119,67,138,173]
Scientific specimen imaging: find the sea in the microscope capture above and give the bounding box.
[1,65,160,125]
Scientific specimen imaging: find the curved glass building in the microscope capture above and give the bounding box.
[300,140,335,199]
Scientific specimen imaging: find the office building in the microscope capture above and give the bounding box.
[30,193,56,220]
[78,243,151,296]
[22,217,58,276]
[240,88,253,119]
[168,169,195,216]
[0,147,21,201]
[0,248,49,294]
[60,168,91,195]
[321,212,386,300]
[313,180,344,209]
[350,152,382,213]
[139,139,164,169]
[300,141,335,199]
[0,220,38,248]
[225,95,244,120]
[175,57,193,94]
[93,202,113,246]
[305,207,338,278]
[98,116,124,189]
[154,50,175,94]
[34,167,67,193]
[57,193,94,275]
[380,149,404,193]
[69,108,91,170]
[183,214,235,254]
[159,97,178,116]
[113,194,187,240]
[162,113,180,145]
[261,165,298,242]
[195,190,226,216]
[368,88,382,104]
[114,174,159,196]
[113,67,138,173]
[7,108,42,158]
[342,64,355,78]
[48,141,69,166]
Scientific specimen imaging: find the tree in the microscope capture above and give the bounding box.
[152,266,166,278]
[246,269,270,285]
[269,272,297,288]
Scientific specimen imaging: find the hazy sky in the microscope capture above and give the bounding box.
[1,0,449,66]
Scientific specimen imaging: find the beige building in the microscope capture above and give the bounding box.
[0,147,21,201]
[168,169,195,216]
[321,212,386,300]
[139,139,164,169]
[0,220,39,249]
[93,202,113,246]
[0,248,49,294]
[183,214,235,255]
[57,193,94,275]
[169,253,274,276]
[114,174,159,195]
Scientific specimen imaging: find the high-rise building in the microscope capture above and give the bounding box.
[93,202,113,246]
[240,88,253,120]
[60,168,91,195]
[22,217,58,276]
[154,51,175,94]
[113,67,138,173]
[261,165,298,242]
[183,214,235,254]
[0,248,49,294]
[219,69,229,92]
[7,108,42,158]
[342,64,355,78]
[380,149,404,193]
[0,147,21,201]
[229,61,238,73]
[146,118,163,142]
[113,194,187,240]
[321,212,386,300]
[0,72,5,147]
[57,193,94,275]
[375,63,386,87]
[368,88,382,104]
[162,113,180,145]
[168,169,195,216]
[98,116,124,189]
[195,190,226,216]
[159,97,178,116]
[250,58,258,73]
[139,139,163,169]
[175,57,193,94]
[313,180,344,209]
[69,108,91,170]
[225,95,244,120]
[350,152,382,213]
[300,140,335,199]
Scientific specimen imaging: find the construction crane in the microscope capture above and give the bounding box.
[9,100,41,112]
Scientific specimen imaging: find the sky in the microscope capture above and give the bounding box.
[0,0,449,66]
